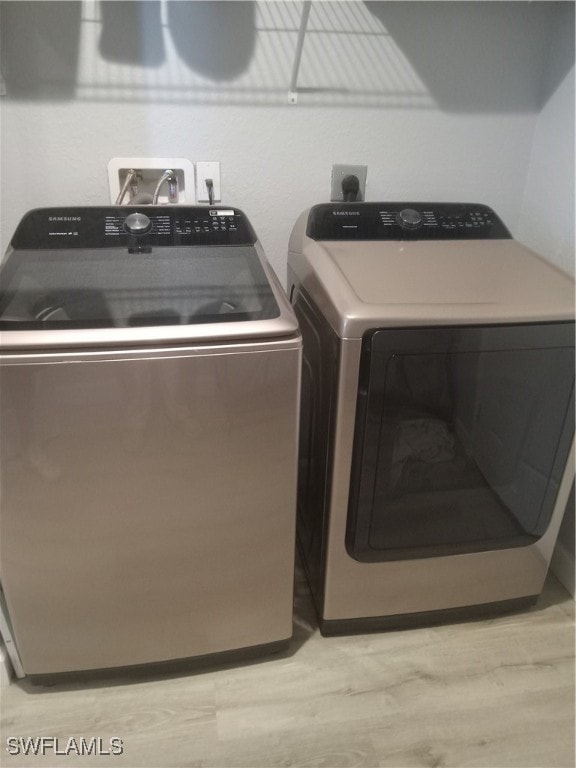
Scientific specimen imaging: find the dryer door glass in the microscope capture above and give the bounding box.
[346,323,575,562]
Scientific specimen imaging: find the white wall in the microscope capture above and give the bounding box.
[517,3,575,275]
[1,1,572,282]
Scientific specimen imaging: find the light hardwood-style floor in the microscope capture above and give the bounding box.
[1,564,574,768]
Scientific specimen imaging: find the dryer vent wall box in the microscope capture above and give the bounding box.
[288,201,575,636]
[108,158,195,205]
[0,206,302,681]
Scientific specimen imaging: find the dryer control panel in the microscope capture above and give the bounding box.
[306,203,512,241]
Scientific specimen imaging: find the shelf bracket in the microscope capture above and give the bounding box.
[288,1,312,104]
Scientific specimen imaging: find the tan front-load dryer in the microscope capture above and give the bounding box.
[288,202,574,635]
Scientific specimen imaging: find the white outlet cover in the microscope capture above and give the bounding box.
[108,157,195,205]
[330,164,368,202]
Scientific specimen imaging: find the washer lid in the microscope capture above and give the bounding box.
[0,207,299,348]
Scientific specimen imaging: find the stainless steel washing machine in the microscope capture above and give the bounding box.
[288,202,574,635]
[0,206,301,680]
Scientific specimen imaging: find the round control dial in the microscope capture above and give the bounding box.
[396,208,422,229]
[124,212,152,235]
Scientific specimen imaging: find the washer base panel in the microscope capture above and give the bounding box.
[27,637,291,686]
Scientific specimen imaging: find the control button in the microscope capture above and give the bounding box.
[124,212,152,235]
[396,208,422,229]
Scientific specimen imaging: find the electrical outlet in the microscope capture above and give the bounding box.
[108,158,195,205]
[330,164,367,202]
[196,162,221,204]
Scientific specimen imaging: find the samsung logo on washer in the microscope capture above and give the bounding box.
[332,211,360,216]
[49,217,81,222]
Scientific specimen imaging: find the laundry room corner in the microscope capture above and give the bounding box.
[2,1,573,603]
[0,2,574,765]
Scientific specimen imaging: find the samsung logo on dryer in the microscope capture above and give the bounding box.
[332,211,360,216]
[49,216,81,222]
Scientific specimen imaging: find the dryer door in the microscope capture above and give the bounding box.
[346,323,574,562]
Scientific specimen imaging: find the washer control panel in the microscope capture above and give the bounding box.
[307,203,511,241]
[11,207,257,249]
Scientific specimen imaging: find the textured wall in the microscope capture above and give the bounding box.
[517,4,575,275]
[1,1,573,282]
